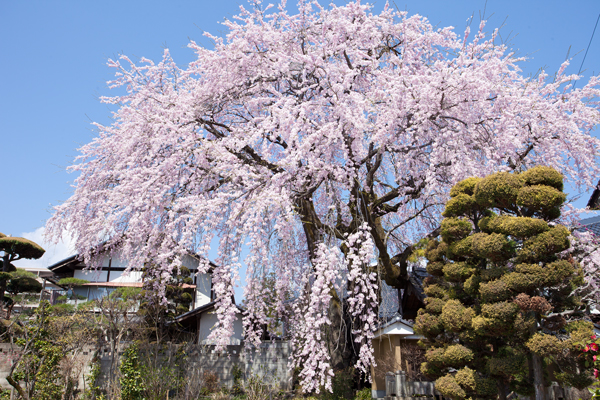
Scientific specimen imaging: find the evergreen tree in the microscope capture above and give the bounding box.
[414,166,593,400]
[0,233,45,313]
[140,265,195,342]
[4,269,43,319]
[57,277,90,306]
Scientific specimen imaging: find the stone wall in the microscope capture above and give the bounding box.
[0,344,21,389]
[0,343,96,391]
[175,342,291,390]
[0,341,291,394]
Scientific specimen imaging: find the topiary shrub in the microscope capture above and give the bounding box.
[415,167,587,399]
[441,300,473,332]
[516,185,566,218]
[474,172,523,210]
[435,375,466,399]
[520,165,564,191]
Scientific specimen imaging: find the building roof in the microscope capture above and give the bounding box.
[47,255,80,274]
[23,267,55,279]
[401,266,428,320]
[171,301,218,324]
[48,251,218,274]
[577,215,600,236]
[373,313,422,339]
[80,281,195,288]
[587,181,600,210]
[168,298,242,330]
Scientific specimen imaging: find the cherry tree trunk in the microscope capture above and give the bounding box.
[326,293,358,372]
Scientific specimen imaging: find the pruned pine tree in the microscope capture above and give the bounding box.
[414,166,593,400]
[58,277,90,307]
[140,265,194,344]
[0,234,45,318]
[0,233,46,312]
[4,269,43,319]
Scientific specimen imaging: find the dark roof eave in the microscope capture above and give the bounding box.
[47,254,79,271]
[169,301,217,325]
[168,301,244,325]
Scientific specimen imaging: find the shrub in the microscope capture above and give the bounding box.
[354,387,371,400]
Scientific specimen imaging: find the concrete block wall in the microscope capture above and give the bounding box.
[0,344,21,389]
[0,343,97,392]
[183,342,291,390]
[0,341,292,394]
[93,342,292,392]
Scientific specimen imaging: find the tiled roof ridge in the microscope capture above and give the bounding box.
[577,215,600,236]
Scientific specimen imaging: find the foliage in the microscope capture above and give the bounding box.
[58,278,90,305]
[242,372,281,400]
[0,233,45,318]
[137,343,188,400]
[58,278,90,288]
[82,353,105,400]
[580,334,600,398]
[354,388,371,400]
[415,167,593,400]
[143,265,194,319]
[7,301,97,400]
[140,265,194,344]
[119,342,206,400]
[119,344,145,400]
[45,1,600,392]
[198,370,221,396]
[0,237,45,260]
[320,368,355,400]
[85,286,142,390]
[1,268,43,319]
[210,393,231,400]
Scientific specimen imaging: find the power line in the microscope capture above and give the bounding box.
[577,13,600,77]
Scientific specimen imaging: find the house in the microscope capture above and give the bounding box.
[169,300,245,345]
[369,267,432,399]
[371,315,426,399]
[47,251,248,343]
[47,252,213,309]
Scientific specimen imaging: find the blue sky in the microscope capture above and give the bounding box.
[2,0,600,273]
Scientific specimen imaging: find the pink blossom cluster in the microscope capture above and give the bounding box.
[567,230,600,306]
[290,243,342,392]
[344,223,378,377]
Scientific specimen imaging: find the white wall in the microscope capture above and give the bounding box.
[74,269,108,282]
[71,254,214,306]
[109,270,143,283]
[199,310,244,345]
[108,254,128,269]
[196,273,212,307]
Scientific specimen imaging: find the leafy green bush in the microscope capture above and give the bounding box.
[354,387,371,400]
[119,345,145,400]
[320,367,354,400]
